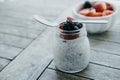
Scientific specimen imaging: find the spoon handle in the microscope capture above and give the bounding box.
[33,15,57,27]
[33,15,108,27]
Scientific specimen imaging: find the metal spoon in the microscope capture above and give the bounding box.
[33,15,108,27]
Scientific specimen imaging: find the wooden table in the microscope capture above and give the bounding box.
[0,0,120,80]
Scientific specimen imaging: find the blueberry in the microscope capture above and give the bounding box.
[66,20,73,26]
[62,20,75,30]
[83,1,92,8]
[62,20,82,31]
[76,23,83,28]
[62,25,68,30]
[74,26,79,30]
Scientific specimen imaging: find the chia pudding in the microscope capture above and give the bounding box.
[53,18,90,73]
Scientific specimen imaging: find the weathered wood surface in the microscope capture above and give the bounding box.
[0,0,47,73]
[0,33,32,49]
[0,24,41,39]
[90,39,120,55]
[0,58,10,71]
[0,44,22,60]
[0,27,53,80]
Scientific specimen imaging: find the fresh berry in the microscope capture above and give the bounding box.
[93,2,107,12]
[102,10,113,16]
[86,10,95,16]
[76,23,83,28]
[92,12,102,17]
[62,20,74,30]
[59,23,63,29]
[74,26,79,30]
[61,19,83,31]
[83,1,92,8]
[67,17,74,20]
[106,2,113,10]
[79,8,90,16]
[79,1,113,17]
[86,11,102,17]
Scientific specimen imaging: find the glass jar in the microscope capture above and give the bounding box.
[53,23,90,73]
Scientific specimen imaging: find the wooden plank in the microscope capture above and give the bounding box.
[0,27,54,80]
[90,39,120,55]
[0,58,10,71]
[0,14,53,30]
[0,33,32,48]
[38,69,91,80]
[49,61,120,80]
[91,50,120,69]
[0,24,41,39]
[88,31,120,44]
[76,63,120,80]
[0,0,82,22]
[0,44,22,60]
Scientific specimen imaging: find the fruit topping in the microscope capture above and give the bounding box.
[79,1,114,17]
[60,18,83,31]
[62,20,74,30]
[79,8,90,16]
[93,2,107,12]
[83,1,92,8]
[59,18,83,40]
[106,2,113,10]
[76,23,83,28]
[67,17,74,20]
[102,10,113,16]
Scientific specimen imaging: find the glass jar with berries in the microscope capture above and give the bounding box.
[53,18,90,73]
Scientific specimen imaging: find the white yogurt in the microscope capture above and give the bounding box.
[53,26,90,73]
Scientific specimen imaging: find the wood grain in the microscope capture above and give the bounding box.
[90,39,120,55]
[0,24,41,39]
[88,31,120,44]
[0,58,10,72]
[0,27,54,80]
[91,50,120,69]
[0,33,32,49]
[0,44,22,60]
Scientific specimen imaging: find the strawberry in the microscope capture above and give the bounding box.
[92,12,102,17]
[86,11,95,17]
[102,10,113,16]
[106,2,113,11]
[93,2,107,12]
[79,8,90,16]
[86,11,102,17]
[59,23,64,29]
[85,8,96,17]
[67,17,74,20]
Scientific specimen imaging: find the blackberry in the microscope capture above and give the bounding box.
[83,1,92,8]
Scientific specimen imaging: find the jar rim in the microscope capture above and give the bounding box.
[58,23,85,33]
